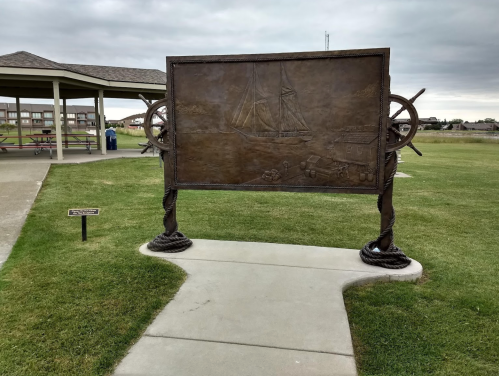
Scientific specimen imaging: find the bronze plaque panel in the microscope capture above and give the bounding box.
[167,48,389,194]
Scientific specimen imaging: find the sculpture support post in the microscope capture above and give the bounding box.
[163,165,178,236]
[359,120,412,269]
[146,151,192,253]
[143,98,192,254]
[379,126,397,251]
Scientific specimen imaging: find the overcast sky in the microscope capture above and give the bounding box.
[1,0,498,121]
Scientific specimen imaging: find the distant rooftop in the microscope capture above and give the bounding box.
[0,51,166,85]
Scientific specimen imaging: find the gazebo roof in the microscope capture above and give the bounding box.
[0,51,166,99]
[0,51,63,70]
[0,51,166,85]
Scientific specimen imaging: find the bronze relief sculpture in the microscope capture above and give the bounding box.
[142,48,423,269]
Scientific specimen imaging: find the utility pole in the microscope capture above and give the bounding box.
[325,31,329,51]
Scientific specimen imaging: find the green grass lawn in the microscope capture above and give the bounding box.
[0,143,498,375]
[345,143,499,375]
[0,160,185,375]
[115,133,146,149]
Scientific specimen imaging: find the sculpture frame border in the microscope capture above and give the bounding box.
[166,48,390,195]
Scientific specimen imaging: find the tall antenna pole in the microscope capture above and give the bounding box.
[325,31,329,51]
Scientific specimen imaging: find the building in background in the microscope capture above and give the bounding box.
[453,122,498,131]
[0,103,97,131]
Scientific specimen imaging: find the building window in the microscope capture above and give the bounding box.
[32,112,42,118]
[22,119,30,124]
[78,120,86,125]
[33,119,42,124]
[87,113,95,119]
[44,112,53,118]
[67,114,75,118]
[8,112,17,118]
[68,120,75,125]
[21,112,30,118]
[0,111,5,117]
[45,120,54,126]
[77,114,86,120]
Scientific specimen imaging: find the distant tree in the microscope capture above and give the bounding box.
[477,120,484,123]
[0,123,16,134]
[484,118,496,123]
[465,121,469,123]
[449,118,463,124]
[448,124,454,130]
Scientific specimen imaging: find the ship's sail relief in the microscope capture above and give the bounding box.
[230,63,312,144]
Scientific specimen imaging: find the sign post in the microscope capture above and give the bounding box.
[68,209,100,241]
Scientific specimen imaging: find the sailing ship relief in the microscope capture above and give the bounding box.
[230,63,313,144]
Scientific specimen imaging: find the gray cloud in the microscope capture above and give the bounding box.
[1,0,498,120]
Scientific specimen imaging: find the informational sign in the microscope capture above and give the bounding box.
[68,208,100,216]
[166,48,389,194]
[68,209,99,241]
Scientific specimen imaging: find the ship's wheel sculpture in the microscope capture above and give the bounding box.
[386,90,425,154]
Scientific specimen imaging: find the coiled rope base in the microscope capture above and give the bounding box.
[359,152,411,269]
[148,186,193,253]
[148,231,192,253]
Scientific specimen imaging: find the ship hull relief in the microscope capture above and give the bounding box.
[167,49,390,194]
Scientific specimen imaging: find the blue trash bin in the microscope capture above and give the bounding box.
[105,129,117,150]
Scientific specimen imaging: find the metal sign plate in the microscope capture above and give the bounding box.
[167,48,389,194]
[68,208,100,216]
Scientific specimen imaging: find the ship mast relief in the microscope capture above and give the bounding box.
[230,63,312,145]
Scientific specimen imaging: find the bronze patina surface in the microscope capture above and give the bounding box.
[166,49,390,194]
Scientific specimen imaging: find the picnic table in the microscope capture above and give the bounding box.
[0,134,98,159]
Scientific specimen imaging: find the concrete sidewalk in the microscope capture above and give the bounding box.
[114,240,422,376]
[0,163,50,268]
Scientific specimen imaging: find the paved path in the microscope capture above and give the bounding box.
[0,163,50,268]
[114,240,422,376]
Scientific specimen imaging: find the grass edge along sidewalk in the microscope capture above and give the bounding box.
[0,143,498,375]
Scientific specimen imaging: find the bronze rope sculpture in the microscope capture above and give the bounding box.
[141,49,428,268]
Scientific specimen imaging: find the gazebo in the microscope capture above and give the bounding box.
[0,51,166,160]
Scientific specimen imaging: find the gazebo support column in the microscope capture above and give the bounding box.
[63,99,68,148]
[94,97,101,150]
[16,97,22,149]
[53,80,63,160]
[99,90,106,155]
